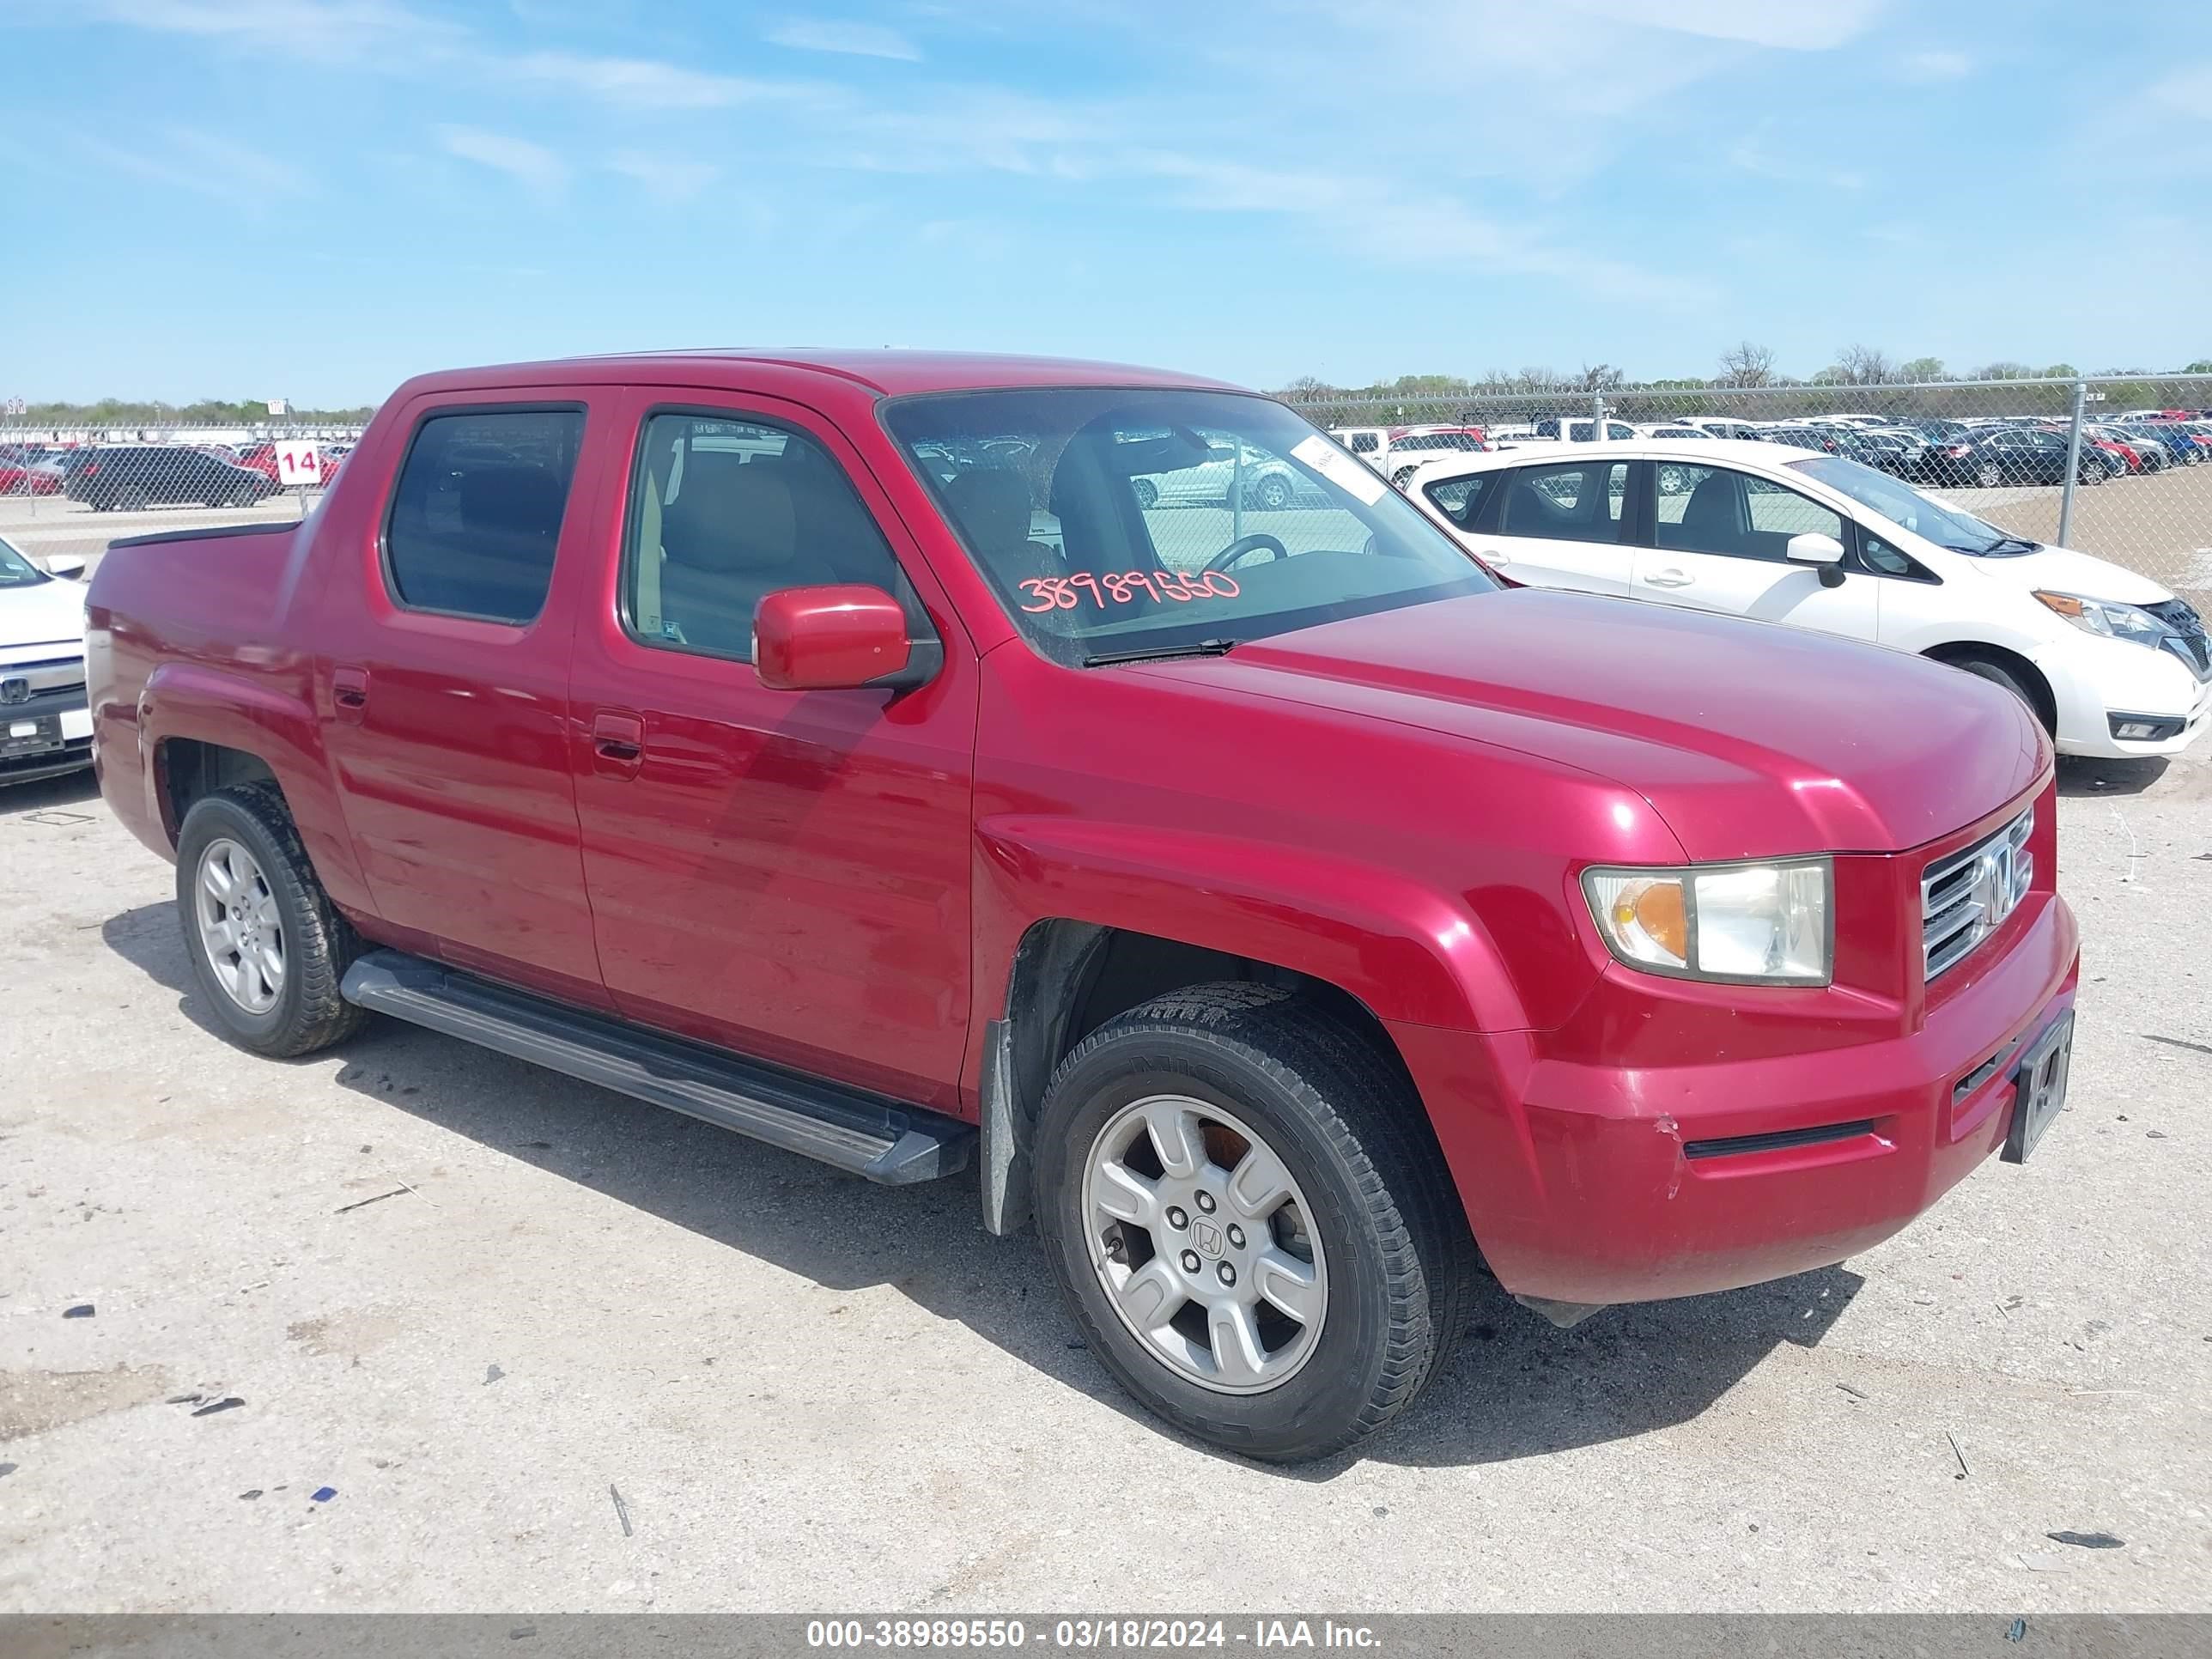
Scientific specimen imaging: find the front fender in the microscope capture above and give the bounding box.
[972,813,1585,1036]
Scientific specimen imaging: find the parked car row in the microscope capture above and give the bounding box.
[0,436,357,505]
[1324,410,2212,494]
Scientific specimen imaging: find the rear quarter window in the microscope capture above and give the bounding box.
[1422,471,1497,529]
[383,408,586,623]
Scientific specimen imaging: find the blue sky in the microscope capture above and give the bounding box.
[9,0,2212,404]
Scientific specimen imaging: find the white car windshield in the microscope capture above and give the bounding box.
[885,388,1497,665]
[1786,456,2037,556]
[0,535,52,587]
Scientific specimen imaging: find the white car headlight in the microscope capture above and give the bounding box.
[1583,860,1832,986]
[2033,591,2171,650]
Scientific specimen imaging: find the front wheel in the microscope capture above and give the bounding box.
[1252,474,1293,511]
[1034,983,1472,1462]
[176,782,368,1057]
[1131,477,1159,509]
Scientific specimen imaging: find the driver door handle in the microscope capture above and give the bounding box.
[1644,568,1694,588]
[592,710,645,776]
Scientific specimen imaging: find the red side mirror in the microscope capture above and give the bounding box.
[754,585,915,691]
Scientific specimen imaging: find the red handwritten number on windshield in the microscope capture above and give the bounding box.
[1018,569,1240,613]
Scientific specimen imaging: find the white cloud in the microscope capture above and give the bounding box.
[1727,137,1865,191]
[766,19,922,62]
[1559,0,1886,50]
[1899,49,1973,83]
[2149,63,2212,118]
[436,125,567,198]
[82,0,458,59]
[78,126,308,203]
[507,50,811,110]
[608,151,720,205]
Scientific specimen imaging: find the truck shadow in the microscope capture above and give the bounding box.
[104,899,1860,1478]
[2055,755,2168,797]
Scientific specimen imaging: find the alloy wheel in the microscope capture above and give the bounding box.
[1080,1095,1328,1395]
[193,837,286,1014]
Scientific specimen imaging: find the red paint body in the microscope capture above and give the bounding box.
[84,349,2079,1305]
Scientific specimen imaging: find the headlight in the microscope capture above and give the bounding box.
[2033,591,2171,649]
[1583,860,1831,986]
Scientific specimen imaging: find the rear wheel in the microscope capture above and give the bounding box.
[176,782,368,1057]
[1253,474,1293,510]
[1132,477,1159,509]
[1976,460,2002,488]
[1034,983,1472,1462]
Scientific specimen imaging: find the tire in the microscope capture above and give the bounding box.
[1034,982,1473,1462]
[175,781,368,1058]
[1253,475,1293,511]
[115,484,149,511]
[1948,656,2051,734]
[1976,461,2002,488]
[1132,477,1159,509]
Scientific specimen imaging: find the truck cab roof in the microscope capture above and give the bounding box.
[402,349,1240,401]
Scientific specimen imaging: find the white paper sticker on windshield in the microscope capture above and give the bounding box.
[1291,434,1387,506]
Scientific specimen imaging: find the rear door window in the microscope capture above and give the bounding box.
[1654,465,1844,562]
[384,408,586,623]
[1496,461,1629,544]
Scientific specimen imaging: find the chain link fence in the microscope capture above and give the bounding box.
[0,420,369,568]
[1284,373,2212,605]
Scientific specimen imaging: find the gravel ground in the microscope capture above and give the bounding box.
[2,739,2208,1614]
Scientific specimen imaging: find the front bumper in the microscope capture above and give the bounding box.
[2041,635,2210,758]
[1391,883,2080,1308]
[0,682,94,784]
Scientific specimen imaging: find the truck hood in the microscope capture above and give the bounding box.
[0,576,89,660]
[1957,543,2173,607]
[1152,591,2045,860]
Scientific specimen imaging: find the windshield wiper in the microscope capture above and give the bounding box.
[1082,637,1240,667]
[1983,536,2040,554]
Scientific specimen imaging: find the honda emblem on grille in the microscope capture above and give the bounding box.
[1969,842,2020,931]
[0,677,29,705]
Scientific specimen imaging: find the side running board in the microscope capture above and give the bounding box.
[340,951,973,1184]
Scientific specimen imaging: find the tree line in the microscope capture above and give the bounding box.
[3,397,377,427]
[1280,344,2212,401]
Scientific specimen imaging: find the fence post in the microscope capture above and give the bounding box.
[2057,378,2087,548]
[1589,390,1606,442]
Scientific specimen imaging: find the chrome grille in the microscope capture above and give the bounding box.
[1923,806,2033,982]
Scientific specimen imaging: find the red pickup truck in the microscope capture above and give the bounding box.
[86,350,2080,1461]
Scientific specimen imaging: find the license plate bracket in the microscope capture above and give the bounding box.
[2,714,64,757]
[2002,1011,2074,1164]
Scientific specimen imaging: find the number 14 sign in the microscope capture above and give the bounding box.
[275,441,322,484]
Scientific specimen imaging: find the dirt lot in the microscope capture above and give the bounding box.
[3,465,2211,1614]
[3,741,2209,1613]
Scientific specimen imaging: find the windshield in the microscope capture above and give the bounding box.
[884,388,1496,665]
[0,534,51,587]
[1786,455,2033,555]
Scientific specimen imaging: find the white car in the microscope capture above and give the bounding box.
[1,535,93,784]
[1401,439,2210,760]
[1131,439,1307,511]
